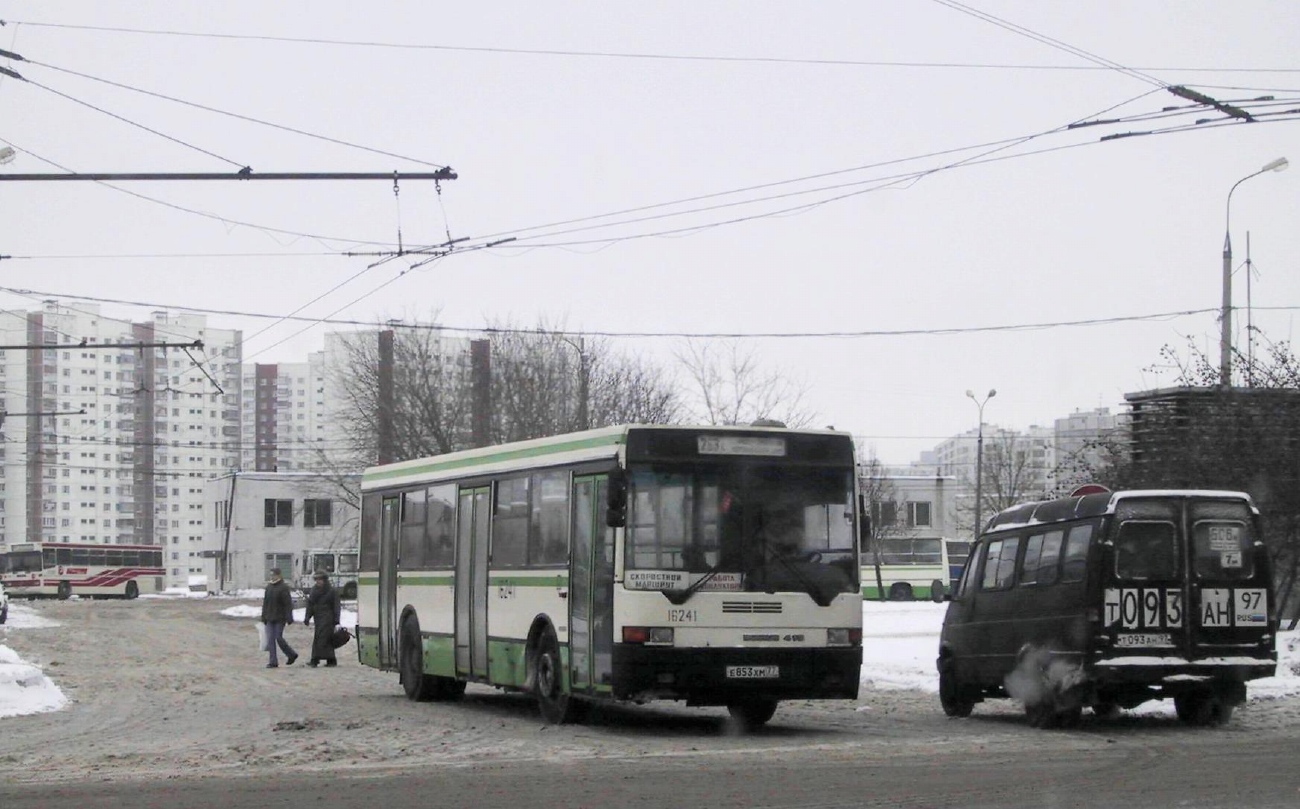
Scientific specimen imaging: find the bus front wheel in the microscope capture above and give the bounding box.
[57,581,72,600]
[533,627,574,724]
[727,700,778,730]
[399,619,437,702]
[888,583,913,601]
[341,581,357,600]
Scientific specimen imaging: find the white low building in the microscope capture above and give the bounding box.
[202,471,360,594]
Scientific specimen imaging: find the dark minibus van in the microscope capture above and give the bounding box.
[937,489,1277,728]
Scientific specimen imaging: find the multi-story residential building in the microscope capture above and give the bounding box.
[1051,407,1126,494]
[239,353,329,473]
[0,301,241,586]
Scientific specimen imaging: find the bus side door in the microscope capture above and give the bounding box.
[378,496,401,669]
[570,475,615,693]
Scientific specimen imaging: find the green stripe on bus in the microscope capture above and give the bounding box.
[862,585,934,600]
[489,575,568,587]
[364,432,625,483]
[399,576,455,586]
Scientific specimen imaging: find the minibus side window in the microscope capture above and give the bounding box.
[1061,524,1092,582]
[1020,534,1045,585]
[1038,530,1064,584]
[1113,521,1176,580]
[955,541,981,599]
[980,536,1020,590]
[980,540,1004,590]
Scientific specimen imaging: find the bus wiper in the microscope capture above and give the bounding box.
[663,566,723,605]
[765,550,836,608]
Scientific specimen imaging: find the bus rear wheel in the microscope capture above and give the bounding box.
[57,581,72,600]
[341,581,357,600]
[124,581,139,600]
[533,627,574,724]
[727,700,778,730]
[888,582,913,601]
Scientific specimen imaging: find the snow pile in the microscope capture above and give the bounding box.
[0,603,67,718]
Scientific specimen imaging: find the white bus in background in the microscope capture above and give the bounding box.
[298,548,360,599]
[357,423,865,729]
[0,541,165,599]
[862,537,970,602]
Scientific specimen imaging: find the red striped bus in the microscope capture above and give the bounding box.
[0,541,165,599]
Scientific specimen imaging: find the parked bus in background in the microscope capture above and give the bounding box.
[357,424,864,728]
[297,548,359,599]
[0,541,164,599]
[861,537,967,602]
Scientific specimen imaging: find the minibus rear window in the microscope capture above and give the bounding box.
[1115,520,1179,580]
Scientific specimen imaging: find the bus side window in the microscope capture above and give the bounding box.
[1061,524,1093,582]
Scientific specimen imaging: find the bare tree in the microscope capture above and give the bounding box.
[859,456,915,601]
[951,431,1053,537]
[674,338,815,427]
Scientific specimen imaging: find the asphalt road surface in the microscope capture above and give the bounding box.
[3,597,1298,808]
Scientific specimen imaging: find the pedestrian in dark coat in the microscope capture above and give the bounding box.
[303,571,342,667]
[259,568,298,668]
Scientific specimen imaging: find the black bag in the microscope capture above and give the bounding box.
[332,626,352,649]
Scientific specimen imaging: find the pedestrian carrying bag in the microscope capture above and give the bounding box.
[257,622,269,652]
[331,626,352,649]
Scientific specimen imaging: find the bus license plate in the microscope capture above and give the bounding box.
[1115,633,1174,648]
[726,665,779,679]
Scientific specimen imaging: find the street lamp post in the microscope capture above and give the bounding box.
[966,389,996,540]
[1221,157,1288,387]
[557,335,589,430]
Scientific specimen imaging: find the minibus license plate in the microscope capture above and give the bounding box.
[726,665,779,679]
[1115,633,1173,648]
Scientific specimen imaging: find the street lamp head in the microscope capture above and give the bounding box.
[1263,157,1289,173]
[965,389,974,399]
[988,389,997,398]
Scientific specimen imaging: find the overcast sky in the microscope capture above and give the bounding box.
[1,2,1296,464]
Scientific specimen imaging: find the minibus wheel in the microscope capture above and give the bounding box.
[1174,691,1234,727]
[1091,702,1121,719]
[938,663,974,717]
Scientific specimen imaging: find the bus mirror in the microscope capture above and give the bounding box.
[858,495,872,548]
[606,468,628,527]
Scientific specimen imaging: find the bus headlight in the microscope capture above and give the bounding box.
[622,626,675,646]
[827,628,861,647]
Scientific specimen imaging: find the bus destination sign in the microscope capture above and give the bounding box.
[697,435,786,457]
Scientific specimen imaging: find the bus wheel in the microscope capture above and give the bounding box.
[727,700,778,730]
[57,581,72,600]
[1175,691,1234,727]
[124,581,139,600]
[930,580,946,603]
[938,662,974,718]
[888,583,913,601]
[399,619,437,702]
[341,582,358,600]
[533,627,574,724]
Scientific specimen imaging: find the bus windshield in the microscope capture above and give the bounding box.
[3,550,43,574]
[626,464,858,596]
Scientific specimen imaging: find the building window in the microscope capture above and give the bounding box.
[303,499,332,528]
[906,501,932,528]
[264,498,293,527]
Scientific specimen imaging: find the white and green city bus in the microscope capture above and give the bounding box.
[356,424,864,727]
[861,537,972,602]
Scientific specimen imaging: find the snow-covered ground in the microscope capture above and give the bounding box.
[2,599,1297,719]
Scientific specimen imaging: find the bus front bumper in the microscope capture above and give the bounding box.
[610,645,860,704]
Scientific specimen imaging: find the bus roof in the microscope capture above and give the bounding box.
[984,489,1256,533]
[361,423,850,491]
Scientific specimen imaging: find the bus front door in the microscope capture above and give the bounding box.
[570,475,614,693]
[378,496,401,669]
[455,487,491,680]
